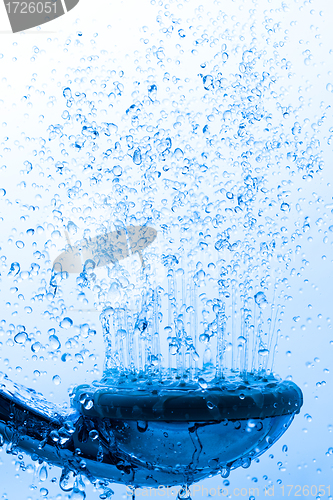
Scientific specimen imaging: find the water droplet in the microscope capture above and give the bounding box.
[40,488,48,497]
[60,317,73,329]
[280,202,290,212]
[241,457,251,468]
[89,430,99,441]
[215,239,231,251]
[63,87,72,99]
[198,377,207,389]
[220,467,230,478]
[83,399,93,410]
[8,262,20,276]
[52,375,61,385]
[133,149,142,165]
[70,488,86,500]
[169,341,178,355]
[254,291,268,309]
[14,332,27,344]
[60,470,75,491]
[137,421,148,433]
[199,333,210,344]
[177,486,191,500]
[112,165,122,176]
[39,465,48,482]
[282,444,288,452]
[49,334,61,350]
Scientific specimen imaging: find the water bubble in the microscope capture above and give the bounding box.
[148,84,157,99]
[99,488,114,500]
[67,221,78,235]
[15,240,24,249]
[49,334,61,350]
[215,239,231,251]
[49,430,59,443]
[133,149,142,165]
[39,465,48,482]
[137,421,148,433]
[60,317,73,329]
[89,430,99,441]
[83,399,93,410]
[14,332,27,344]
[241,457,251,468]
[177,486,191,500]
[70,488,86,500]
[61,353,72,362]
[169,342,178,355]
[220,467,230,478]
[63,87,72,99]
[199,333,210,344]
[112,165,122,176]
[52,375,61,385]
[280,202,290,212]
[254,291,268,309]
[198,377,207,389]
[31,342,41,353]
[8,262,20,277]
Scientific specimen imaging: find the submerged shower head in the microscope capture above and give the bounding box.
[0,373,302,487]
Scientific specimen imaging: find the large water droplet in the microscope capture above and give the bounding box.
[60,317,73,329]
[60,470,76,491]
[39,465,48,482]
[254,291,268,309]
[49,334,61,350]
[14,332,27,344]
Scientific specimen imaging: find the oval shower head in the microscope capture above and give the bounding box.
[0,373,302,488]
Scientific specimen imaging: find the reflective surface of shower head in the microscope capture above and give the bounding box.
[0,373,302,487]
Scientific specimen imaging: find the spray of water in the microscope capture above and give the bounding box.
[0,0,329,496]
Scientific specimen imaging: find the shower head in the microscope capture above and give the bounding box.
[0,372,302,488]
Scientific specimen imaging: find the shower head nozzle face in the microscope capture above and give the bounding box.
[71,378,303,422]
